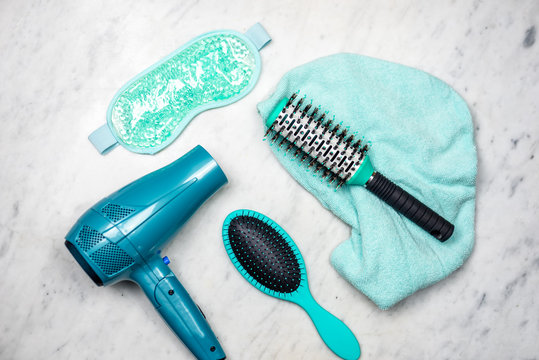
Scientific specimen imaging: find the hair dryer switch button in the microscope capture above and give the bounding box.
[162,256,170,265]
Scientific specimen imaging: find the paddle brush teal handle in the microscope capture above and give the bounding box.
[296,293,360,359]
[223,210,360,360]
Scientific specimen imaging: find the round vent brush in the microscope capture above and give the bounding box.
[265,93,455,242]
[222,209,360,360]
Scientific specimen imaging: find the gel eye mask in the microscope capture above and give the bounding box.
[89,23,271,154]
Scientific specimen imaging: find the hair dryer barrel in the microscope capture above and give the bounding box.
[106,145,228,256]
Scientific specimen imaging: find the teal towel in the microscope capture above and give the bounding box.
[257,53,476,309]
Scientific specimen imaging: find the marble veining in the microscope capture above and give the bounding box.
[0,0,538,359]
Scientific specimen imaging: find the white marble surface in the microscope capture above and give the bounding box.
[1,0,538,359]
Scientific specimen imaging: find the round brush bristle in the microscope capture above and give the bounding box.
[264,94,369,188]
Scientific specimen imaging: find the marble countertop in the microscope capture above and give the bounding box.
[1,0,538,359]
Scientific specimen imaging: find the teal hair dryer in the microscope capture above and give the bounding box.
[65,145,227,360]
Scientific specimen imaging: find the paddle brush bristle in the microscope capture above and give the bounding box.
[224,211,302,294]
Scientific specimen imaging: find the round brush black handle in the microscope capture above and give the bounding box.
[365,172,454,242]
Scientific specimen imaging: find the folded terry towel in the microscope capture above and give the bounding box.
[257,53,476,309]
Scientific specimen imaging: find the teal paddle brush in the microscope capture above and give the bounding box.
[222,209,360,360]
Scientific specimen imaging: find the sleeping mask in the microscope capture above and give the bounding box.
[89,23,271,154]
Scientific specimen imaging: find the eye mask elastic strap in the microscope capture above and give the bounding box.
[88,23,271,155]
[88,124,118,154]
[245,22,271,50]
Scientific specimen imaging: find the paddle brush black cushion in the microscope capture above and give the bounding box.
[227,215,301,294]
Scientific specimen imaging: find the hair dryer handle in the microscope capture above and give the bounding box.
[131,255,226,360]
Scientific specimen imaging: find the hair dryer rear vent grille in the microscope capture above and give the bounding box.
[76,225,134,276]
[76,225,105,252]
[89,243,134,276]
[101,204,135,222]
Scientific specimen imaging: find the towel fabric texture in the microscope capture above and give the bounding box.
[257,53,476,309]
